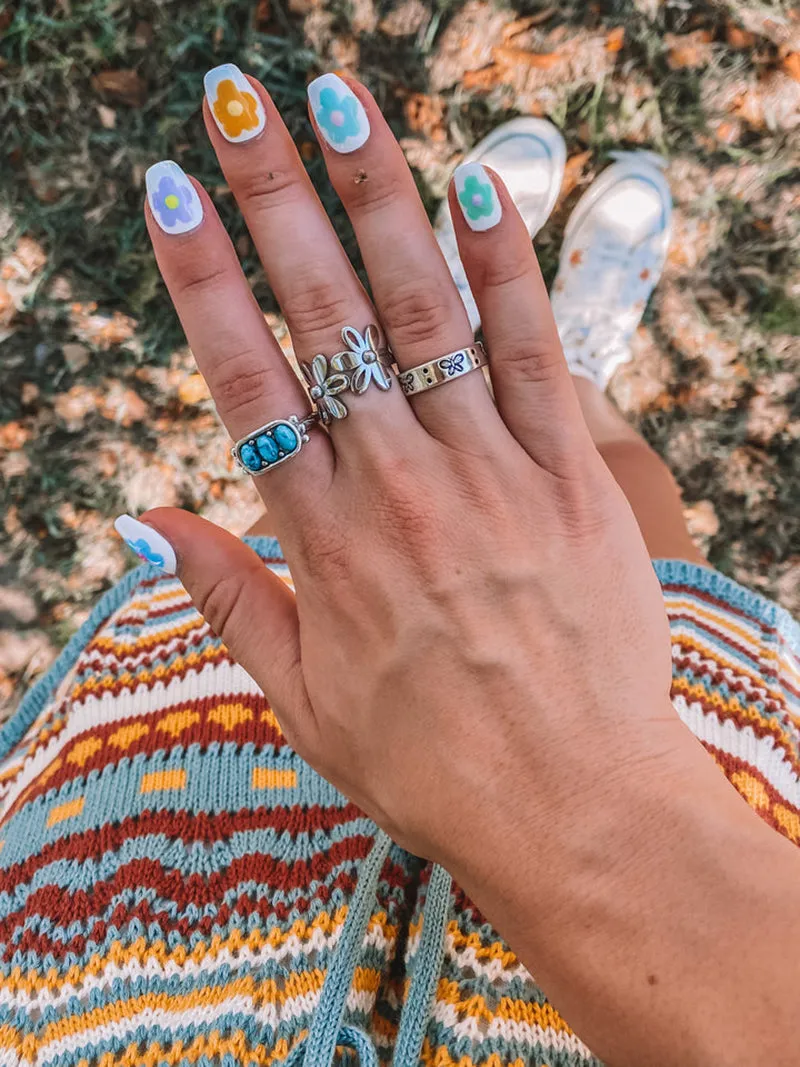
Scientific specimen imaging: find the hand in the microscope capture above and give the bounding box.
[140,73,685,860]
[138,74,800,1067]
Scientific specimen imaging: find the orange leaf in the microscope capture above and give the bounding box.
[605,26,625,53]
[91,69,147,107]
[178,374,211,407]
[491,45,563,69]
[726,22,756,49]
[665,30,714,70]
[782,52,800,82]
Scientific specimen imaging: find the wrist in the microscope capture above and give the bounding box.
[438,711,800,1066]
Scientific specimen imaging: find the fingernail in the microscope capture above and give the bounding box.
[307,73,369,154]
[114,515,177,573]
[453,163,502,232]
[145,160,203,236]
[204,63,266,144]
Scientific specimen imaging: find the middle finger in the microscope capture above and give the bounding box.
[202,66,418,454]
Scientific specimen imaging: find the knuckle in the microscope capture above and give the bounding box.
[234,165,305,215]
[195,570,250,644]
[281,273,357,338]
[211,352,285,419]
[475,249,532,293]
[341,169,405,215]
[497,330,566,386]
[172,262,229,302]
[381,277,453,348]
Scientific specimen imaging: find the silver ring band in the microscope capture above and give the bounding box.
[301,324,394,424]
[398,343,487,396]
[232,413,319,475]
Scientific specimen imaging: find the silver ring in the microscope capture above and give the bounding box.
[301,325,394,424]
[232,413,319,475]
[398,343,487,396]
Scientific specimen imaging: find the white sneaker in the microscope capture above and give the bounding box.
[550,151,672,391]
[436,118,566,331]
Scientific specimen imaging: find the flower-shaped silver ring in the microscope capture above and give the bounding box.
[300,325,395,423]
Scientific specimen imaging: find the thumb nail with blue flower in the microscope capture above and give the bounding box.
[454,162,502,233]
[308,73,370,154]
[146,160,204,236]
[114,514,177,573]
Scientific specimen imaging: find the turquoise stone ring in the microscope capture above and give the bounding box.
[232,414,318,475]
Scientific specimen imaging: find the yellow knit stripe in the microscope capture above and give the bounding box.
[666,596,766,648]
[445,923,520,967]
[671,675,799,760]
[421,1040,527,1067]
[38,965,380,1046]
[69,644,224,701]
[0,911,398,996]
[671,630,784,701]
[434,979,573,1033]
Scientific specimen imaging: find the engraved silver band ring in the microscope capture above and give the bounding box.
[398,343,487,396]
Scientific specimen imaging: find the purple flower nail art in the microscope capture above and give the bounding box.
[145,161,203,235]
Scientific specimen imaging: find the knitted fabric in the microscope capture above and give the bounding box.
[0,538,798,1066]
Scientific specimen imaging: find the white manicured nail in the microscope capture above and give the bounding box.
[114,515,177,573]
[145,160,203,236]
[454,163,502,232]
[204,63,266,144]
[307,73,370,153]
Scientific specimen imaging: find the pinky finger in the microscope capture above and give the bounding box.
[450,164,592,476]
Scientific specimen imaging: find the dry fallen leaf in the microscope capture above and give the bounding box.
[178,374,211,406]
[491,45,563,70]
[403,93,446,142]
[557,150,592,204]
[605,26,625,53]
[0,282,14,326]
[0,422,30,451]
[726,22,756,49]
[782,51,800,82]
[62,343,90,373]
[91,69,147,108]
[665,30,714,70]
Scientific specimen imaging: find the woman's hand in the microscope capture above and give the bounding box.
[140,73,680,858]
[137,74,800,1066]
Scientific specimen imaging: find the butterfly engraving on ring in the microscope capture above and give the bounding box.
[439,351,466,376]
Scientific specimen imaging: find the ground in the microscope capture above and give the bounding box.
[1,0,798,718]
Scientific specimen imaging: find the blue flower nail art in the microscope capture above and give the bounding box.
[125,537,165,568]
[308,74,370,153]
[316,87,361,144]
[114,514,177,573]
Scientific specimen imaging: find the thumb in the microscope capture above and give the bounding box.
[118,508,311,739]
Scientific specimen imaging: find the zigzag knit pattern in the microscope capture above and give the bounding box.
[0,539,797,1066]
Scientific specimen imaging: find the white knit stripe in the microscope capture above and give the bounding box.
[674,694,800,804]
[0,915,393,1013]
[671,644,777,706]
[37,996,254,1065]
[447,942,533,985]
[0,660,262,817]
[664,591,767,642]
[669,617,771,683]
[77,625,209,674]
[35,978,378,1065]
[430,1000,592,1056]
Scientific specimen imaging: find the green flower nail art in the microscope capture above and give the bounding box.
[458,175,495,221]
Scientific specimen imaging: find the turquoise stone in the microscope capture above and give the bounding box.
[256,434,279,463]
[239,442,260,471]
[273,422,299,453]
